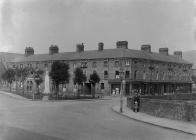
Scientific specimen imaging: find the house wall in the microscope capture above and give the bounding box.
[6,54,193,95]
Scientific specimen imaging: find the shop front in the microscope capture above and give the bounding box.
[109,79,131,96]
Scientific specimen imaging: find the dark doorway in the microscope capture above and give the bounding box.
[84,83,91,95]
[125,83,130,96]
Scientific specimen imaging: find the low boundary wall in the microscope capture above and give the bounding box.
[127,97,196,122]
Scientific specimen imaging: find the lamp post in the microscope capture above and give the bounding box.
[119,64,125,113]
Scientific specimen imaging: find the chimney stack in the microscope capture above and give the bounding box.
[76,43,84,53]
[173,51,182,59]
[141,44,151,53]
[159,48,169,56]
[98,42,104,51]
[25,47,34,57]
[116,41,128,49]
[49,45,59,55]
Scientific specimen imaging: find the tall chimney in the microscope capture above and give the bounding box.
[98,42,104,51]
[159,48,169,56]
[141,44,151,53]
[49,45,59,55]
[173,51,182,59]
[116,41,128,49]
[25,47,34,57]
[76,43,84,53]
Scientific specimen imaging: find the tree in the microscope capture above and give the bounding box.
[50,61,70,98]
[89,71,100,98]
[2,68,15,92]
[73,67,87,97]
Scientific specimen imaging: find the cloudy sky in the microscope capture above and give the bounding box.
[0,0,195,54]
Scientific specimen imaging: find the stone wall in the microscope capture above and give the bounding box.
[127,97,196,122]
[142,93,196,100]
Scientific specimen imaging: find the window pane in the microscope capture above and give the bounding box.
[92,62,96,68]
[104,60,108,67]
[101,83,104,89]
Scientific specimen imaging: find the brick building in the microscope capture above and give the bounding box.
[7,41,193,96]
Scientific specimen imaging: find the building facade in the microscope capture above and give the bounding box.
[7,41,193,96]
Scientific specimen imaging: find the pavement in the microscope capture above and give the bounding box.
[0,90,29,100]
[112,104,196,136]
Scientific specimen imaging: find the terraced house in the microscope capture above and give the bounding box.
[7,41,193,96]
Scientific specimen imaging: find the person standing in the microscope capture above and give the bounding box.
[136,92,140,112]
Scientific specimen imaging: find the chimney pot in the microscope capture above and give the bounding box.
[76,43,84,52]
[173,51,182,59]
[98,42,104,51]
[159,48,169,56]
[25,47,34,57]
[141,44,151,53]
[116,41,128,49]
[49,45,59,55]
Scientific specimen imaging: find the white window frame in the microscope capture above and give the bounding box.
[125,60,130,66]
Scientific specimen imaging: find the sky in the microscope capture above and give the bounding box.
[0,0,196,54]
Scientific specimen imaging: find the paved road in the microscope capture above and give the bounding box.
[0,93,194,140]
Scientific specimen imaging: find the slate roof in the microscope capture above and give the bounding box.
[9,48,191,65]
[0,52,23,62]
[0,52,23,74]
